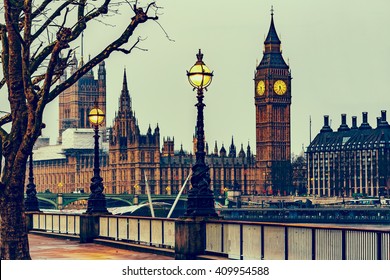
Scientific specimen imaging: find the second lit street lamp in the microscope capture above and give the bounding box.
[184,49,217,217]
[85,103,109,214]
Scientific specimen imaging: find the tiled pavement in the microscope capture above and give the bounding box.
[29,233,174,260]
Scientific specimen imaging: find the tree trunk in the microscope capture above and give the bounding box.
[0,156,30,259]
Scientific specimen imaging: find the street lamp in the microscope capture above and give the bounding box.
[25,152,40,212]
[85,103,109,214]
[184,49,217,217]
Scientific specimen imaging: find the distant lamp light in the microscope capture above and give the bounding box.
[88,106,105,126]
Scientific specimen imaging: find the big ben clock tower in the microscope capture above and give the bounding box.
[254,8,292,195]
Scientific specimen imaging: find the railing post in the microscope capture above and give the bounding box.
[342,229,346,260]
[137,219,140,243]
[240,224,243,260]
[312,228,316,260]
[284,227,289,260]
[221,223,224,253]
[377,232,382,260]
[261,225,265,260]
[149,220,152,246]
[80,214,101,243]
[162,220,165,246]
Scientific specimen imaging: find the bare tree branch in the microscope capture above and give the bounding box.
[0,78,6,90]
[31,0,56,20]
[31,0,75,42]
[0,16,9,86]
[45,2,159,104]
[29,0,110,78]
[0,113,12,128]
[29,42,56,75]
[30,41,43,60]
[22,0,37,106]
[145,1,156,14]
[154,20,175,42]
[39,27,72,108]
[117,36,147,53]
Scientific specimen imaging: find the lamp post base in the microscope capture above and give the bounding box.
[85,195,110,214]
[25,198,41,212]
[184,163,218,217]
[184,194,218,217]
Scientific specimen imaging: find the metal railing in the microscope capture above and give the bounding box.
[205,220,390,260]
[98,215,175,249]
[32,213,80,235]
[30,212,389,259]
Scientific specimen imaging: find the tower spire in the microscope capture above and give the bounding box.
[119,68,131,113]
[123,67,128,92]
[257,8,288,70]
[79,32,84,68]
[264,7,281,45]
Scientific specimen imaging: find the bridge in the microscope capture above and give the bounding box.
[35,193,188,209]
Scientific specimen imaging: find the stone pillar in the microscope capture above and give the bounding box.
[80,214,100,243]
[133,194,139,205]
[175,217,206,260]
[57,193,63,210]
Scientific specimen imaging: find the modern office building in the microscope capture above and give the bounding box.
[307,112,390,197]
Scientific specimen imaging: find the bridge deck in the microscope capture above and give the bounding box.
[29,233,174,260]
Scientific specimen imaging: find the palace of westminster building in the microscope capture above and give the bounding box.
[30,12,390,197]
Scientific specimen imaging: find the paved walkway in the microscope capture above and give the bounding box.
[29,234,173,260]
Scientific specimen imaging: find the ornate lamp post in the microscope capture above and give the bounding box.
[85,103,109,214]
[25,152,40,212]
[184,49,217,217]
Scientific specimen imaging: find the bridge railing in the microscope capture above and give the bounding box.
[98,215,175,249]
[205,220,390,260]
[32,213,80,235]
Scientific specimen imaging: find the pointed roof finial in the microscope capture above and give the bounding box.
[122,67,128,91]
[196,49,203,62]
[264,6,281,45]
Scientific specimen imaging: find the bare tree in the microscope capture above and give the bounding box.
[0,0,160,260]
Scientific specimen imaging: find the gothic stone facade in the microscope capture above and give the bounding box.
[58,56,106,143]
[32,69,256,195]
[30,12,295,196]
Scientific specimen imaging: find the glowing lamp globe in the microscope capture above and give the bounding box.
[88,107,105,126]
[187,49,213,90]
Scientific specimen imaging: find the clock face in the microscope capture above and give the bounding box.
[256,80,265,95]
[273,80,287,95]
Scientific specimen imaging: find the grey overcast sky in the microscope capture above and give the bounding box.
[1,0,390,156]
